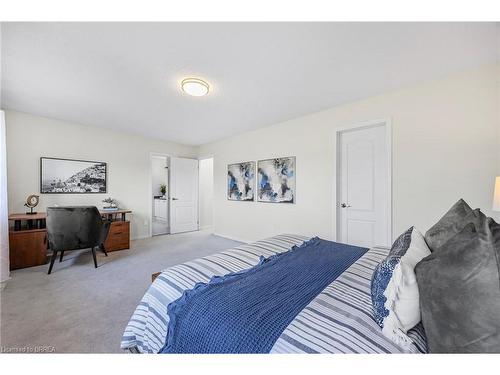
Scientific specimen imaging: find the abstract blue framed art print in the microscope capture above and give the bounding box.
[227,161,255,201]
[257,157,295,203]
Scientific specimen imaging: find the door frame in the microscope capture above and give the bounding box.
[333,119,393,246]
[198,154,215,232]
[149,152,171,238]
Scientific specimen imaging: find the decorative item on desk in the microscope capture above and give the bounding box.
[160,184,167,198]
[102,197,118,211]
[24,194,39,215]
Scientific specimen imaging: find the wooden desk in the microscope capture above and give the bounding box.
[9,212,47,231]
[99,209,132,222]
[8,209,132,270]
[9,209,132,229]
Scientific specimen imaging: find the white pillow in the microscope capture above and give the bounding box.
[371,227,431,348]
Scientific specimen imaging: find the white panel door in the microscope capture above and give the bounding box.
[338,124,390,248]
[170,157,199,234]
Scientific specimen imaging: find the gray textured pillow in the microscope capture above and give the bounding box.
[415,212,500,353]
[424,199,474,252]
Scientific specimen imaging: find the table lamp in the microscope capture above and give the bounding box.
[493,176,500,212]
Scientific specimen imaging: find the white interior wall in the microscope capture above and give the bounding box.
[4,64,500,245]
[199,158,214,230]
[497,37,500,174]
[199,64,500,243]
[0,23,8,283]
[0,111,9,283]
[5,111,197,239]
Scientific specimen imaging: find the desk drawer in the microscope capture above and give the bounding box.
[104,221,130,252]
[109,221,129,230]
[9,229,48,270]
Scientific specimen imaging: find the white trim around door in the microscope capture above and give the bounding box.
[334,119,392,248]
[198,154,215,233]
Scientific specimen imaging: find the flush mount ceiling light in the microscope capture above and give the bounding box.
[181,78,210,97]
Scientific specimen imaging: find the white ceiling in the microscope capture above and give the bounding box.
[1,22,499,146]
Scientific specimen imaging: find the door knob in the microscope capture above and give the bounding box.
[341,203,351,208]
[172,197,179,201]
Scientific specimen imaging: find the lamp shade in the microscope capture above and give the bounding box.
[493,176,500,212]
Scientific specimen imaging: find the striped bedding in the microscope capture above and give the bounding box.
[121,234,427,354]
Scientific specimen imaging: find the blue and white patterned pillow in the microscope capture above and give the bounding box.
[371,227,431,348]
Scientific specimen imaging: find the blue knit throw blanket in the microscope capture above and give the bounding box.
[160,237,368,353]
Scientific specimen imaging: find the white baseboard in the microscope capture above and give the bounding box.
[131,234,151,241]
[0,277,11,289]
[132,231,252,244]
[200,225,214,232]
[213,232,252,244]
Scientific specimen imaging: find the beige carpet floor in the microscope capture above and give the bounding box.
[0,231,242,353]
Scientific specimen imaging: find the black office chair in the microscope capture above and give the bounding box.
[46,206,111,274]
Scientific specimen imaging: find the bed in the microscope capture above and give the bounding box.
[121,234,427,353]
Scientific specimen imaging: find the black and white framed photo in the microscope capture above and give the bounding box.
[40,157,107,194]
[227,161,255,201]
[257,157,296,203]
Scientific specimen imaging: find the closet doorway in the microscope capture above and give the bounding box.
[150,154,170,236]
